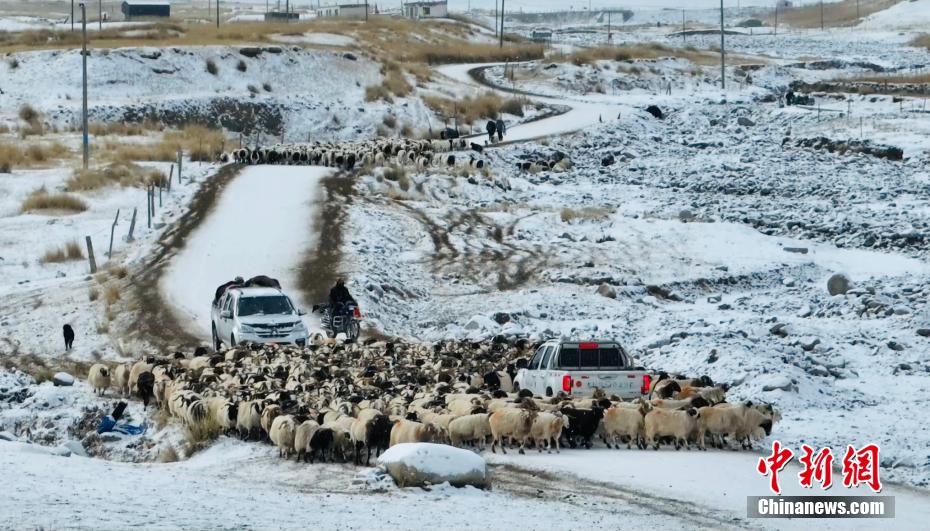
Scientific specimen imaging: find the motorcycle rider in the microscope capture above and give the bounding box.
[329,279,355,315]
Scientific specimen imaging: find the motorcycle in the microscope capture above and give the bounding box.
[313,301,361,342]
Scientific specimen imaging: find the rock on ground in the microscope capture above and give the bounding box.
[827,273,852,296]
[52,373,74,387]
[378,443,488,489]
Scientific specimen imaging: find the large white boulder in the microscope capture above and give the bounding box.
[377,443,488,489]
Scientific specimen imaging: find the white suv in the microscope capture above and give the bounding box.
[212,287,309,349]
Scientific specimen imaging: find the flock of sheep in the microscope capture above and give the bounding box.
[83,338,779,466]
[222,138,490,172]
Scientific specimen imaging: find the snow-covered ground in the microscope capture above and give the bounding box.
[161,165,329,338]
[4,4,930,528]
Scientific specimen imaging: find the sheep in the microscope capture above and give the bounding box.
[644,407,699,450]
[350,411,393,465]
[602,404,648,450]
[205,397,238,435]
[448,413,492,450]
[649,396,710,410]
[269,414,298,459]
[112,364,130,397]
[308,427,335,463]
[128,360,153,393]
[559,406,605,449]
[87,364,111,396]
[677,385,726,404]
[237,400,263,440]
[136,371,155,408]
[295,419,321,462]
[389,419,437,447]
[528,412,569,453]
[261,404,282,437]
[489,407,537,454]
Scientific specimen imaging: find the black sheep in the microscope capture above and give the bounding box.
[357,414,393,466]
[308,428,335,464]
[136,372,155,409]
[62,324,74,350]
[560,406,605,449]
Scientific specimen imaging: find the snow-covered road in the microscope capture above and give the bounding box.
[436,63,630,142]
[160,166,331,338]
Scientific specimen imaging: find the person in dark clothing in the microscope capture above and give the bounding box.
[329,279,355,306]
[329,279,356,317]
[63,324,74,350]
[785,90,794,106]
[495,118,505,142]
[486,120,497,142]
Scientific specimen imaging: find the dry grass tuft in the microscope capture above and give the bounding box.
[89,287,100,301]
[41,240,85,263]
[17,104,44,137]
[21,187,88,213]
[106,125,226,163]
[158,445,180,463]
[423,92,525,124]
[104,284,121,305]
[0,141,69,172]
[67,162,166,191]
[769,0,900,28]
[911,34,930,50]
[109,265,129,279]
[560,207,612,223]
[89,121,160,136]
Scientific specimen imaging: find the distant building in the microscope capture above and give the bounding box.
[121,0,170,20]
[315,3,370,19]
[776,0,792,8]
[264,11,299,22]
[403,0,447,19]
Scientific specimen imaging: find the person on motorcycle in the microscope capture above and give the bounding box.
[329,279,355,315]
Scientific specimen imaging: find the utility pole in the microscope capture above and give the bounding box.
[494,0,498,39]
[499,0,505,48]
[217,0,220,28]
[365,0,368,21]
[607,11,611,44]
[857,0,860,20]
[774,1,777,36]
[80,2,89,169]
[720,0,725,90]
[71,0,75,31]
[820,0,824,31]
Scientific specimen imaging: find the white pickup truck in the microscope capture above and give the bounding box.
[212,286,310,350]
[513,340,652,399]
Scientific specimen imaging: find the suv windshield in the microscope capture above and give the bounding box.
[557,346,627,369]
[237,296,294,317]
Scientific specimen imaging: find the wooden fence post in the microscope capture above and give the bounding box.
[177,149,183,184]
[167,164,174,192]
[126,207,137,242]
[85,236,97,274]
[147,186,152,229]
[158,183,162,207]
[107,209,120,258]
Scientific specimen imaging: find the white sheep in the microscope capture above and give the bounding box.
[87,363,111,396]
[528,412,569,453]
[448,413,492,450]
[489,407,538,455]
[269,414,298,459]
[644,407,698,450]
[389,419,436,447]
[236,400,263,440]
[127,360,153,392]
[112,364,130,397]
[295,419,321,462]
[602,405,647,449]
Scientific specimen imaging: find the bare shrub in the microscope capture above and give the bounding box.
[41,240,85,263]
[205,58,219,75]
[104,284,121,305]
[67,162,166,191]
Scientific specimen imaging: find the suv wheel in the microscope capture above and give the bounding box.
[212,324,222,351]
[546,387,553,397]
[230,333,237,347]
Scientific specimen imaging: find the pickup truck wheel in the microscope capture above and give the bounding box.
[212,324,222,351]
[546,387,553,397]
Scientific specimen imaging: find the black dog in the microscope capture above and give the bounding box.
[63,324,75,350]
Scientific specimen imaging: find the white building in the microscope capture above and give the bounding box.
[404,0,447,19]
[315,3,370,19]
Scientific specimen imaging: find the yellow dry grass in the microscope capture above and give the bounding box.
[67,162,166,191]
[560,207,612,223]
[423,92,525,124]
[0,140,70,172]
[104,125,226,164]
[847,72,930,84]
[768,0,901,28]
[20,187,88,213]
[40,240,85,263]
[911,34,930,50]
